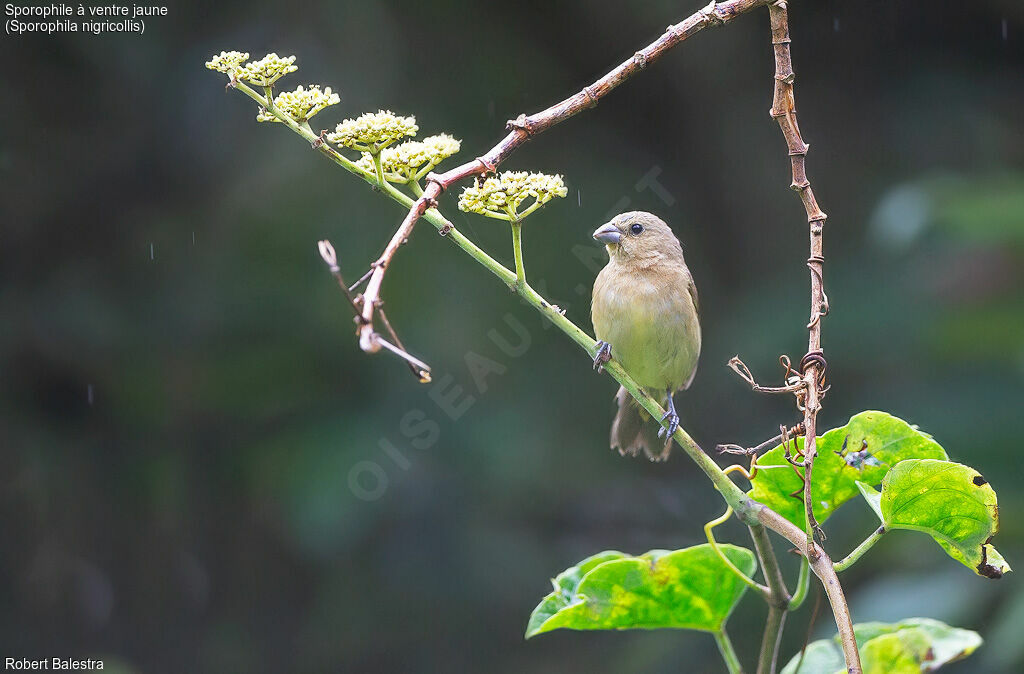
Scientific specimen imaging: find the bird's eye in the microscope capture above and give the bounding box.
[630,223,644,235]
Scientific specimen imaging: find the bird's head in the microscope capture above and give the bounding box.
[592,211,684,265]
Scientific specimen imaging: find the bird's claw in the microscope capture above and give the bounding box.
[658,409,680,439]
[593,340,612,372]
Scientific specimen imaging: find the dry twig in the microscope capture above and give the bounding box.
[767,2,859,671]
[354,0,771,353]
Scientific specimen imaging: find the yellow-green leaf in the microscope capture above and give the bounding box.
[748,411,948,530]
[879,459,1010,578]
[525,544,755,638]
[781,617,983,674]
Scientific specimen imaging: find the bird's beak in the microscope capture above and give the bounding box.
[593,223,621,245]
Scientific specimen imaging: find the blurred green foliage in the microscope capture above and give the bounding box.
[1,0,1022,672]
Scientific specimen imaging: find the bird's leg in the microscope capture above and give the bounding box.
[593,340,612,372]
[658,389,680,439]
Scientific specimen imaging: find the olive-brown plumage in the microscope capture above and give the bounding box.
[590,211,701,461]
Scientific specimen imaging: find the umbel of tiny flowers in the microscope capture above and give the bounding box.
[205,51,250,75]
[458,171,568,222]
[257,85,340,123]
[327,110,418,154]
[353,134,462,184]
[237,53,298,87]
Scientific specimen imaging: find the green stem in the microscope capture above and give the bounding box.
[715,628,745,674]
[229,77,765,531]
[834,527,885,573]
[749,524,790,604]
[749,524,790,674]
[788,558,810,611]
[757,606,786,674]
[372,151,385,186]
[510,221,526,288]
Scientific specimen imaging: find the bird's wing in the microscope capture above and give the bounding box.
[686,272,699,317]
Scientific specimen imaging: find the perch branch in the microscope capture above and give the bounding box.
[354,0,771,352]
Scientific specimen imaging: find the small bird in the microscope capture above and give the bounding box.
[591,211,701,461]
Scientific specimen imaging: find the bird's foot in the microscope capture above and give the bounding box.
[593,340,612,372]
[657,409,680,439]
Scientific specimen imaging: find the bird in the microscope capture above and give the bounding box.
[590,211,701,461]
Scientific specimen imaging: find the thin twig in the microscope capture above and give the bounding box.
[717,423,803,457]
[728,355,806,394]
[318,239,431,381]
[348,266,374,293]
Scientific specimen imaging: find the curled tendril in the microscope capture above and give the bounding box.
[258,85,340,123]
[458,171,567,221]
[353,134,461,182]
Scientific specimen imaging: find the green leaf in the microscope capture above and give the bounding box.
[748,411,948,529]
[781,617,983,674]
[526,551,628,636]
[878,459,1010,579]
[855,481,883,522]
[525,544,756,638]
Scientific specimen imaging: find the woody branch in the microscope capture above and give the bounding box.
[767,2,860,672]
[354,0,771,353]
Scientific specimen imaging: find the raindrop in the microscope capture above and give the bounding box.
[1002,18,1008,41]
[577,190,581,207]
[149,243,154,260]
[87,384,94,406]
[833,17,840,32]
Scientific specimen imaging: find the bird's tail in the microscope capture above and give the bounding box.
[610,386,671,462]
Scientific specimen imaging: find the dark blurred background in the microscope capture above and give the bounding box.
[2,1,1023,672]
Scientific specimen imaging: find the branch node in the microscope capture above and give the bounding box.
[633,51,648,69]
[438,223,453,236]
[475,156,498,175]
[506,113,536,137]
[698,1,724,27]
[582,85,600,108]
[424,172,444,189]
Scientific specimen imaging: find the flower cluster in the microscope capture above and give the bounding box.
[237,53,298,87]
[354,134,461,181]
[327,110,418,153]
[458,171,567,220]
[257,85,340,123]
[205,51,250,74]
